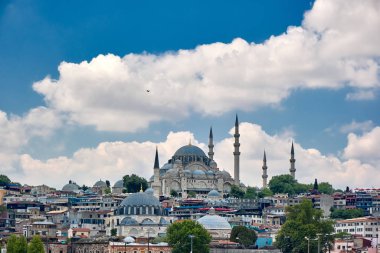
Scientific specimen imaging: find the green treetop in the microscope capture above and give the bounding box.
[166,220,211,253]
[27,235,44,253]
[230,225,257,248]
[275,199,334,253]
[122,174,148,193]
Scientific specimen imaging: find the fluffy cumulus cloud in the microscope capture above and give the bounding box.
[11,131,203,188]
[0,107,61,171]
[343,126,380,164]
[6,122,379,190]
[32,0,380,132]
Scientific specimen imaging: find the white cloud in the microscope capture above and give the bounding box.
[346,90,376,101]
[343,126,380,164]
[32,0,380,132]
[0,107,61,153]
[12,131,202,188]
[5,122,379,190]
[340,120,374,134]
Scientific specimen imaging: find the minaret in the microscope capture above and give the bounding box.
[208,127,214,161]
[233,115,240,185]
[154,146,160,169]
[289,141,296,179]
[152,147,161,197]
[262,150,268,188]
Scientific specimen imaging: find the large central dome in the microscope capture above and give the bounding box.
[172,144,210,167]
[174,144,207,157]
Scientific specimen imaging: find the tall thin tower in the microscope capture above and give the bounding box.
[262,150,268,188]
[208,127,214,161]
[289,142,296,179]
[233,115,240,185]
[152,146,161,196]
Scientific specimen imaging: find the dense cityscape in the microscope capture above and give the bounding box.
[1,0,379,252]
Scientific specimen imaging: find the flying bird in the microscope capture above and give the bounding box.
[146,89,150,93]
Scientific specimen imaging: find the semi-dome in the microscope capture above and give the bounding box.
[62,182,79,192]
[161,163,172,170]
[120,217,138,226]
[94,180,107,187]
[197,215,231,230]
[193,169,205,175]
[208,190,221,197]
[174,144,207,157]
[210,160,217,168]
[145,188,154,195]
[120,192,161,208]
[165,169,179,177]
[123,236,135,243]
[113,180,124,188]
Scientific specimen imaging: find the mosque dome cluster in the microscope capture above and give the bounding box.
[62,181,80,192]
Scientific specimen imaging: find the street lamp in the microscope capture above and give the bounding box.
[305,237,311,253]
[316,233,322,253]
[282,236,290,253]
[343,236,350,253]
[305,236,317,253]
[147,230,150,253]
[189,234,195,253]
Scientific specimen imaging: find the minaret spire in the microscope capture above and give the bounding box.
[233,114,240,185]
[152,147,161,197]
[262,150,268,188]
[289,141,296,179]
[154,146,160,169]
[208,127,214,161]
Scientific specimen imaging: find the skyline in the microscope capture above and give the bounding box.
[0,0,379,189]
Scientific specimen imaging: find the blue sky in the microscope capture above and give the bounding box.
[0,0,379,189]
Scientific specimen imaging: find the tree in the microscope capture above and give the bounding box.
[187,191,196,198]
[275,199,334,253]
[122,174,148,193]
[0,174,11,187]
[268,174,321,195]
[80,184,89,191]
[105,180,110,188]
[6,234,17,253]
[268,174,298,195]
[330,208,365,219]
[318,182,334,195]
[110,228,117,236]
[166,220,211,253]
[27,235,44,253]
[230,226,257,248]
[170,189,178,197]
[244,187,257,199]
[258,187,273,198]
[230,185,245,198]
[7,234,27,253]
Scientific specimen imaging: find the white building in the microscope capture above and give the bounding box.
[334,217,380,242]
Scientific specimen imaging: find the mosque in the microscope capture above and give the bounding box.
[149,116,297,198]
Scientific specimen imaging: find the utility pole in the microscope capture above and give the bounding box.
[189,235,195,253]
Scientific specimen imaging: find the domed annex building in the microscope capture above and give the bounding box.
[112,180,124,194]
[62,180,80,193]
[197,207,232,239]
[109,189,172,238]
[92,180,108,195]
[150,116,243,198]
